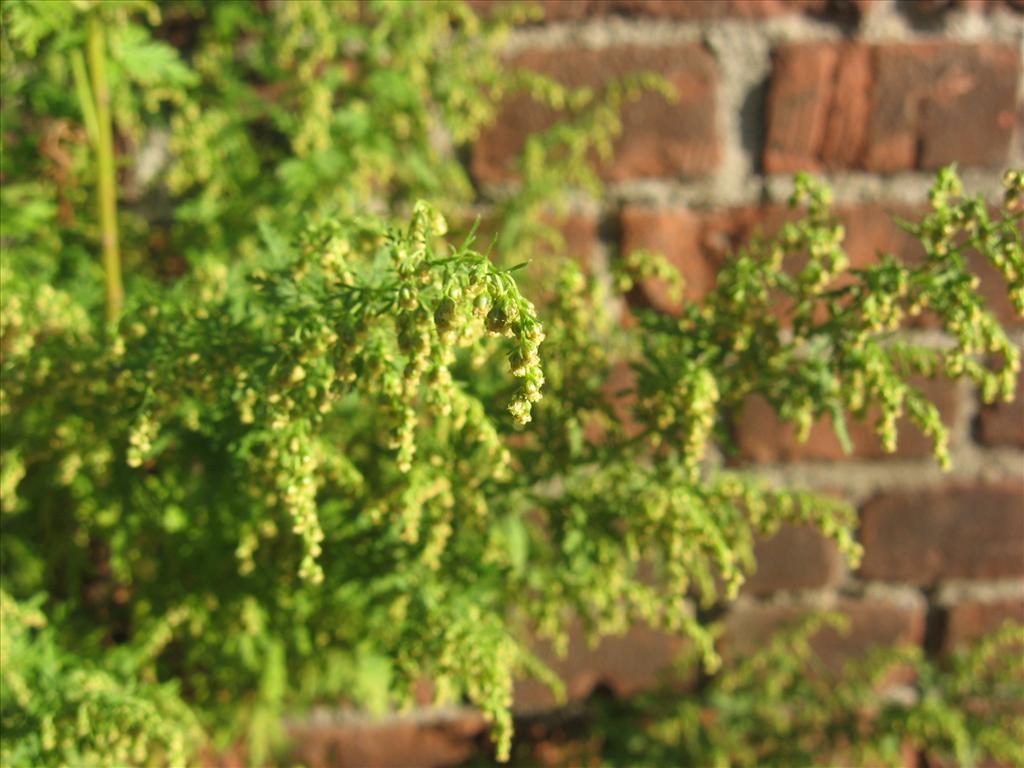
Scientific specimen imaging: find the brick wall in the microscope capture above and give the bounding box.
[291,1,1024,765]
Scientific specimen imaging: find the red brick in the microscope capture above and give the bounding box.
[513,621,688,711]
[619,199,1016,330]
[978,364,1024,447]
[970,249,1024,328]
[866,43,1020,171]
[742,523,846,596]
[619,206,727,309]
[287,711,487,768]
[619,202,924,310]
[858,482,1024,586]
[472,45,719,183]
[943,597,1024,652]
[764,43,1020,172]
[837,204,922,267]
[722,596,926,671]
[619,203,803,314]
[733,376,960,464]
[819,46,873,169]
[764,43,871,173]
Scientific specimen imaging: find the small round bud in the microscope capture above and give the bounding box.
[434,297,457,331]
[473,293,491,317]
[399,286,417,310]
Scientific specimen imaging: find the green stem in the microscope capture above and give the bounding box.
[86,13,123,323]
[70,50,99,146]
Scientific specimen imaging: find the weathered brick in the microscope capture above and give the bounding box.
[620,203,923,311]
[859,482,1024,586]
[978,364,1024,446]
[742,523,846,596]
[819,47,873,169]
[722,596,926,671]
[942,597,1024,652]
[472,45,719,183]
[867,43,1020,171]
[764,43,1020,172]
[764,43,871,173]
[513,621,689,711]
[288,712,487,768]
[733,376,960,464]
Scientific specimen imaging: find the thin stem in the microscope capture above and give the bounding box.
[70,50,99,146]
[86,13,123,323]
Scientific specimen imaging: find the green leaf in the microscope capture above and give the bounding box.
[829,402,854,455]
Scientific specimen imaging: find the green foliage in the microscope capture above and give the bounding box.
[0,590,203,767]
[2,202,551,762]
[535,618,1024,768]
[1,0,1022,765]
